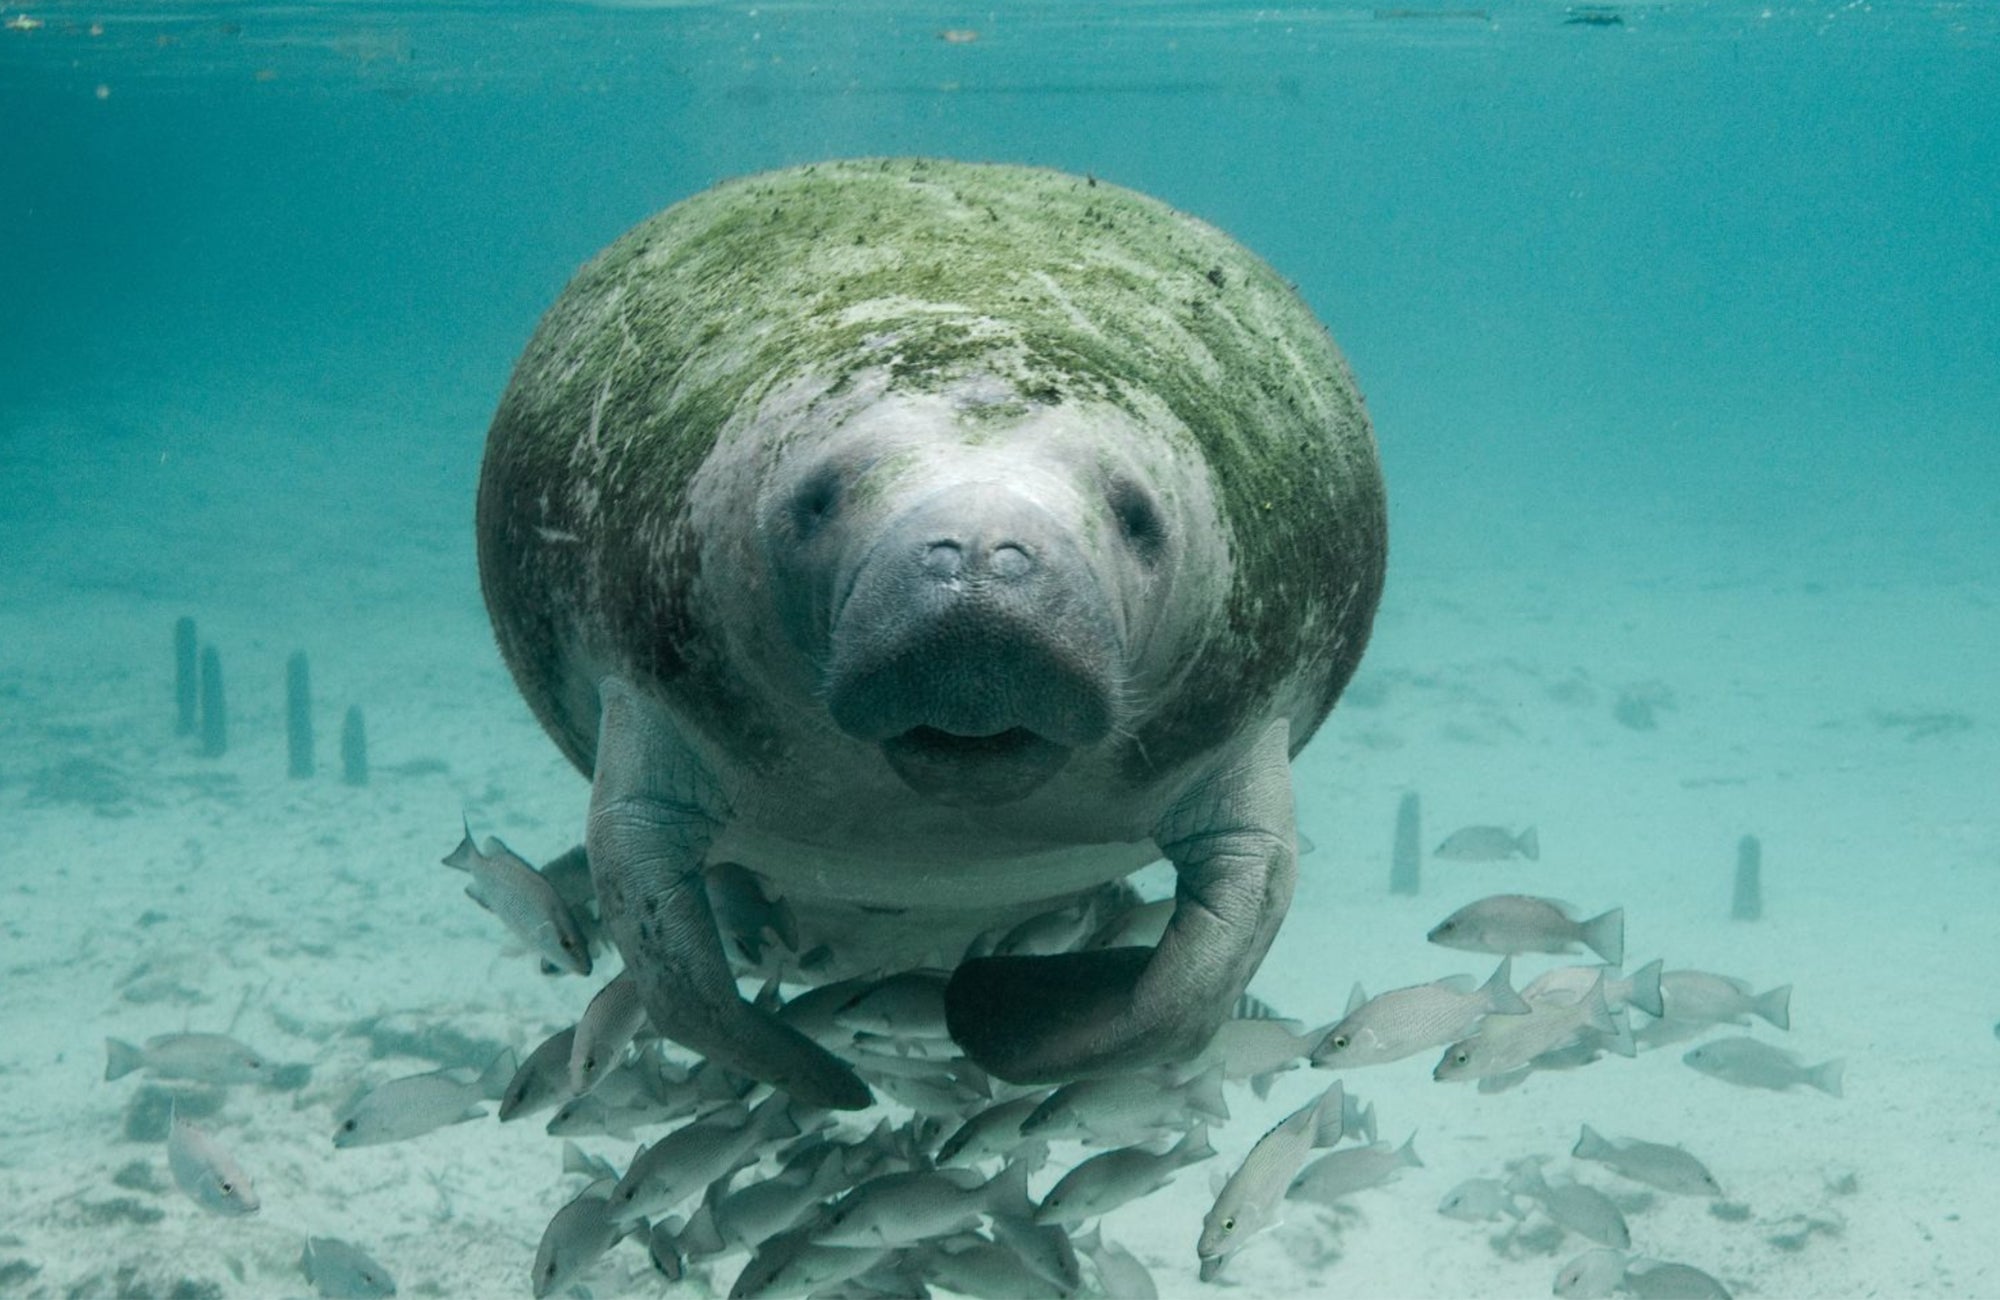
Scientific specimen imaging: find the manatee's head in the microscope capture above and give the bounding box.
[756,377,1209,807]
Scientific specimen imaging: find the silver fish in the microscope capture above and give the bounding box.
[917,1236,1067,1299]
[1506,1162,1629,1248]
[533,1178,635,1298]
[832,970,953,1040]
[1285,1133,1421,1208]
[1199,1084,1344,1279]
[729,1227,889,1299]
[815,1164,1025,1248]
[1312,957,1530,1067]
[167,1112,259,1216]
[1021,1065,1227,1143]
[988,1214,1083,1294]
[1624,1259,1733,1298]
[1434,825,1540,861]
[1084,897,1175,951]
[301,1236,396,1298]
[442,824,592,976]
[333,1049,515,1148]
[104,1033,270,1085]
[500,1025,578,1121]
[1682,1037,1843,1095]
[609,1097,798,1225]
[1428,894,1623,965]
[569,972,647,1096]
[937,1093,1050,1165]
[1434,977,1617,1082]
[707,862,799,964]
[713,1148,856,1250]
[1035,1125,1213,1226]
[1189,1016,1320,1091]
[1572,1124,1722,1197]
[1523,959,1665,1018]
[1555,1248,1630,1299]
[1437,1177,1522,1223]
[1077,1228,1156,1299]
[1657,970,1791,1029]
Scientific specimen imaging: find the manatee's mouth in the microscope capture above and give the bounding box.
[879,725,1073,807]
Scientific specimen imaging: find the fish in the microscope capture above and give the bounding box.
[104,1033,271,1085]
[1285,1132,1422,1208]
[1311,957,1530,1067]
[815,1163,1028,1248]
[533,1178,640,1298]
[1076,1227,1157,1299]
[1434,976,1618,1082]
[1437,1177,1523,1223]
[707,861,799,964]
[1434,825,1540,861]
[1198,1084,1344,1280]
[608,1097,798,1225]
[167,1111,259,1216]
[499,1025,578,1121]
[1522,959,1666,1018]
[1035,1125,1214,1226]
[1554,1247,1631,1299]
[301,1236,396,1298]
[729,1227,889,1299]
[569,972,647,1096]
[1020,1064,1227,1143]
[1572,1124,1722,1197]
[832,970,954,1040]
[1624,1259,1733,1297]
[1189,1016,1320,1093]
[917,1235,1068,1299]
[442,823,592,976]
[936,1093,1050,1166]
[988,1213,1083,1294]
[1428,894,1623,965]
[1083,897,1175,951]
[712,1147,856,1251]
[1682,1037,1843,1095]
[333,1049,516,1148]
[1657,970,1791,1029]
[1506,1161,1630,1248]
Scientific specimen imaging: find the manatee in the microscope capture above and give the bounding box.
[476,158,1386,1109]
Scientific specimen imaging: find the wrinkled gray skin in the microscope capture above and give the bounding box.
[476,159,1386,1109]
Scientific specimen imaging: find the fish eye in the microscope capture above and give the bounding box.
[340,1118,357,1132]
[1454,1051,1469,1065]
[1331,1035,1349,1050]
[1221,1217,1235,1233]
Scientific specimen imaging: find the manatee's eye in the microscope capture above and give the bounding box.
[790,467,842,538]
[1107,477,1165,563]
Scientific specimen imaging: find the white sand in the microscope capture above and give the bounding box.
[2,382,1996,1299]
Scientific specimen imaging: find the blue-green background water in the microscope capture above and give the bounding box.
[3,4,1997,1297]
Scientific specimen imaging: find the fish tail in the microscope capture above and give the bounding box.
[441,818,480,872]
[1572,1123,1610,1161]
[1176,1123,1218,1165]
[1516,826,1541,861]
[1753,984,1793,1031]
[104,1038,144,1081]
[1809,1058,1845,1098]
[1580,908,1625,967]
[1624,959,1666,1018]
[1356,1101,1379,1145]
[477,1047,520,1100]
[1185,1065,1230,1122]
[1309,1083,1346,1149]
[1398,1132,1424,1169]
[1482,956,1532,1015]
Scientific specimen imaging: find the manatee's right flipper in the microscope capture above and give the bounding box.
[586,676,871,1110]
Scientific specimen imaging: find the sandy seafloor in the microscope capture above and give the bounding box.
[2,373,1997,1300]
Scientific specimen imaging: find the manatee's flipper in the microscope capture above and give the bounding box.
[947,717,1298,1082]
[587,676,871,1110]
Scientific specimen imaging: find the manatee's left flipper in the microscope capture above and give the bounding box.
[587,676,872,1110]
[947,717,1297,1082]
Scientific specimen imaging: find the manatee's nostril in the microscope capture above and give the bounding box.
[923,542,964,578]
[990,543,1032,579]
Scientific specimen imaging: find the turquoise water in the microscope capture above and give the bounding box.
[3,4,1997,1297]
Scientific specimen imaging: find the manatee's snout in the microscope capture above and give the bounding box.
[825,484,1120,805]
